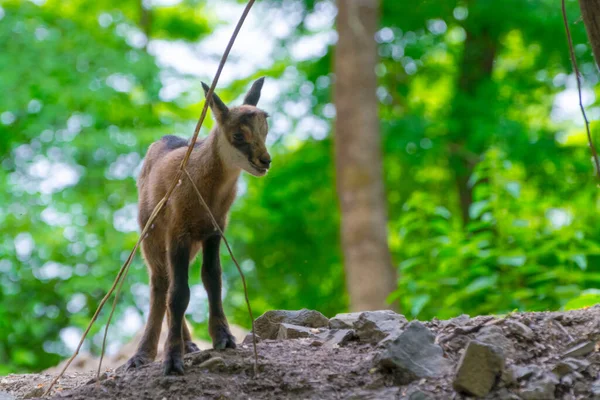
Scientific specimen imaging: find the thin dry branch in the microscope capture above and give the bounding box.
[562,0,600,181]
[184,169,258,376]
[43,1,256,395]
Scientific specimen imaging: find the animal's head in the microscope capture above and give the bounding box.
[201,77,271,177]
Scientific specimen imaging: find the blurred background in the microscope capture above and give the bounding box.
[1,0,600,374]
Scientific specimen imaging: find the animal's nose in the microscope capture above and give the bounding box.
[258,154,271,168]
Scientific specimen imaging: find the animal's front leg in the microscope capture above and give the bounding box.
[126,272,168,370]
[164,237,191,375]
[202,235,236,349]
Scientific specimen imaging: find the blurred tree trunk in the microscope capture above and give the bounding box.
[580,0,600,70]
[139,0,152,50]
[449,10,497,226]
[334,0,396,311]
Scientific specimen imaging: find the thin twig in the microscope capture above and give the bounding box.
[43,1,256,396]
[96,247,131,381]
[562,0,600,181]
[184,169,258,376]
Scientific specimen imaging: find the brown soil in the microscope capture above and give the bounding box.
[2,306,600,400]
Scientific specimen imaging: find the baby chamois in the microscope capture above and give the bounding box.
[126,78,271,375]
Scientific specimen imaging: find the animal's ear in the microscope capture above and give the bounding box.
[202,82,229,122]
[243,77,265,106]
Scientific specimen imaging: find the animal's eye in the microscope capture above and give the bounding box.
[233,132,244,142]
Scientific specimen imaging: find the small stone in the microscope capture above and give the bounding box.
[513,365,538,381]
[493,389,522,400]
[501,365,516,387]
[562,341,596,358]
[520,373,558,400]
[561,374,574,386]
[189,352,212,365]
[574,381,588,396]
[476,325,516,359]
[592,379,600,393]
[505,320,534,340]
[197,357,225,371]
[453,340,505,397]
[377,321,452,384]
[354,310,408,343]
[242,332,261,345]
[254,309,330,339]
[322,329,356,348]
[404,389,433,400]
[440,314,470,327]
[553,358,590,376]
[23,387,44,399]
[277,323,315,339]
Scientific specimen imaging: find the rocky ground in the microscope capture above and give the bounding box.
[2,306,600,399]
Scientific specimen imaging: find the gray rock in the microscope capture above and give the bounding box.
[573,381,589,396]
[242,332,261,345]
[277,323,317,339]
[329,312,362,329]
[492,388,523,400]
[505,320,534,340]
[197,356,225,371]
[254,309,330,339]
[520,373,558,400]
[476,325,515,359]
[562,341,595,358]
[501,365,516,387]
[513,365,538,381]
[322,329,356,348]
[403,389,434,400]
[561,374,574,387]
[453,340,505,397]
[592,379,600,399]
[440,314,470,327]
[354,310,408,343]
[0,392,15,400]
[553,358,590,376]
[377,321,452,384]
[23,387,44,399]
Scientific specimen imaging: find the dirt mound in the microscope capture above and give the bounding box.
[1,307,600,399]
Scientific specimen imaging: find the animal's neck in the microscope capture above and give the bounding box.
[213,128,242,176]
[192,128,241,191]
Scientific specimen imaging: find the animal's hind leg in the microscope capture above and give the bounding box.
[183,319,200,354]
[126,242,168,370]
[166,309,199,354]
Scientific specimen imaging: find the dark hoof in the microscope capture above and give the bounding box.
[213,326,237,350]
[163,353,185,375]
[185,341,200,354]
[125,353,152,371]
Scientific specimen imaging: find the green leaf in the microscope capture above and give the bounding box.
[563,290,600,310]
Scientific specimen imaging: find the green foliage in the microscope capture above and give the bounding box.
[389,148,600,319]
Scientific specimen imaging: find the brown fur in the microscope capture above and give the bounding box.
[125,78,270,375]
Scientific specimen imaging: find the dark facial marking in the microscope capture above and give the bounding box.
[233,131,245,143]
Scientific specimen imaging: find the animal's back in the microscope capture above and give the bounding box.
[137,135,196,228]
